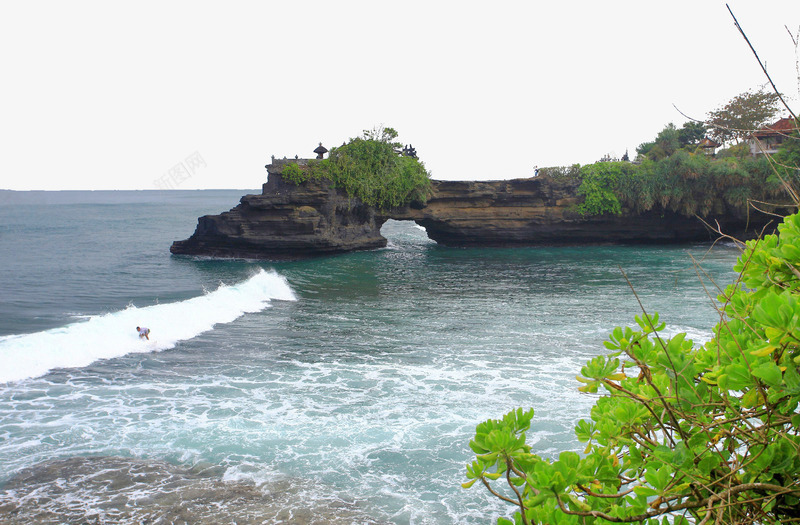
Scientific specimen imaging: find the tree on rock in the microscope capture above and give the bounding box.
[707,88,782,145]
[280,126,432,210]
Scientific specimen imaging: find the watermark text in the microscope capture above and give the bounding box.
[153,151,207,189]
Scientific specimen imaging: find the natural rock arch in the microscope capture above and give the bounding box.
[171,169,777,260]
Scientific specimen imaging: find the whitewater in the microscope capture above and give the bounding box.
[0,190,742,523]
[0,269,296,384]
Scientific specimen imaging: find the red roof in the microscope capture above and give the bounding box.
[699,137,721,148]
[753,117,796,138]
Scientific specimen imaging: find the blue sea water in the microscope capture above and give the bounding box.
[0,190,743,523]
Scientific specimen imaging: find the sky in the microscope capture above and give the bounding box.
[1,1,799,191]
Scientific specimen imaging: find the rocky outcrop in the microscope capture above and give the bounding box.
[170,165,781,260]
[170,172,386,259]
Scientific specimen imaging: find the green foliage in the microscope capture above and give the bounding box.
[716,142,752,160]
[773,119,800,185]
[573,150,789,217]
[576,162,629,216]
[537,164,581,182]
[636,122,705,162]
[652,123,680,158]
[465,214,800,524]
[707,88,782,145]
[280,127,432,210]
[678,121,707,148]
[281,162,310,185]
[586,113,794,218]
[361,125,401,146]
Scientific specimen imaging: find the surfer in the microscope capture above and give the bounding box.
[136,326,150,340]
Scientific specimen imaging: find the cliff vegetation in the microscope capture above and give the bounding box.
[539,88,798,218]
[281,127,432,210]
[565,152,792,217]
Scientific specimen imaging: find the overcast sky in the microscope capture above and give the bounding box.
[1,1,799,191]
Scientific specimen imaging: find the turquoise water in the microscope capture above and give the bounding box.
[0,190,741,523]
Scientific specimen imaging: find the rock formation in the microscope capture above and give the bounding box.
[170,163,780,260]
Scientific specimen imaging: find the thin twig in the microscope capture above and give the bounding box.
[727,4,798,121]
[555,482,800,523]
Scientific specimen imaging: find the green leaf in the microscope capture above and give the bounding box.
[752,361,782,387]
[634,485,659,496]
[464,210,800,522]
[783,364,800,393]
[750,343,778,357]
[575,419,595,442]
[724,363,755,390]
[565,493,591,511]
[771,440,797,474]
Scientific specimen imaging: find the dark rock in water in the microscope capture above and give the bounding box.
[170,166,784,260]
[0,456,386,524]
[170,173,387,260]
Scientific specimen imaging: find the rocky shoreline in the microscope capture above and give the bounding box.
[0,456,384,524]
[170,164,782,260]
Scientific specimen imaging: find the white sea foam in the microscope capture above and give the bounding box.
[0,269,295,384]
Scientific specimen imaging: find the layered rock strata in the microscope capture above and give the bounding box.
[170,166,780,260]
[170,172,386,259]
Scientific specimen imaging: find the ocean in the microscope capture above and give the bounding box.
[0,189,742,524]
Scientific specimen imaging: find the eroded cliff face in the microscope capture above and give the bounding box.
[170,173,386,259]
[170,169,779,260]
[390,178,772,246]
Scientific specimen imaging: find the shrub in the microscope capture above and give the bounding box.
[280,128,432,211]
[281,162,310,185]
[464,212,800,525]
[538,165,582,182]
[576,162,632,216]
[572,152,781,218]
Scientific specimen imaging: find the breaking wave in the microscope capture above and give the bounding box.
[0,269,295,384]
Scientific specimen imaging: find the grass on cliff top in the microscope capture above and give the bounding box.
[539,150,799,217]
[280,128,432,211]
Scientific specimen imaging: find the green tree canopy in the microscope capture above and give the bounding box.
[677,121,707,147]
[707,88,782,145]
[636,123,679,161]
[636,122,707,161]
[362,125,401,146]
[280,126,432,210]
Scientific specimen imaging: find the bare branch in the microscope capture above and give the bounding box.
[555,483,800,523]
[726,4,798,121]
[786,25,798,47]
